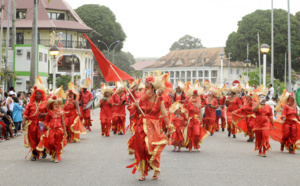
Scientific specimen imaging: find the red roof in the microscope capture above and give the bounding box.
[2,0,92,31]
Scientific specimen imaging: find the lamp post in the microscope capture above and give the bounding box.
[219,52,224,86]
[112,41,122,64]
[97,40,120,62]
[260,44,270,86]
[70,54,77,83]
[244,59,251,82]
[49,45,60,89]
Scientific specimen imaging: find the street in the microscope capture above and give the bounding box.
[1,108,300,186]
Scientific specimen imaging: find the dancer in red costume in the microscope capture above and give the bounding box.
[275,90,300,154]
[173,82,185,104]
[253,87,275,157]
[64,81,86,142]
[232,93,256,142]
[78,78,93,131]
[126,75,174,181]
[226,85,242,138]
[127,80,142,133]
[202,88,218,136]
[169,102,187,152]
[186,89,209,152]
[99,84,113,137]
[37,96,67,163]
[110,83,128,135]
[22,78,46,161]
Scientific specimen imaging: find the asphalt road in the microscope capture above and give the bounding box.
[1,108,300,186]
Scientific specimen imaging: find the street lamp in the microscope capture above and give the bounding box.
[219,52,224,86]
[97,40,120,62]
[50,45,60,89]
[69,54,78,83]
[112,41,122,64]
[244,59,251,82]
[260,44,270,86]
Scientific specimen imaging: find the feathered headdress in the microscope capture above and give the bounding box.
[80,78,91,89]
[67,81,77,95]
[169,102,185,113]
[101,83,113,95]
[275,89,295,112]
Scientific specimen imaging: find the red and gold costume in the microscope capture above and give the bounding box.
[127,90,141,133]
[79,91,93,129]
[23,77,46,159]
[170,113,186,147]
[202,96,218,134]
[100,98,112,136]
[110,91,128,134]
[253,104,273,155]
[186,97,209,151]
[173,92,185,103]
[159,94,172,133]
[226,95,242,136]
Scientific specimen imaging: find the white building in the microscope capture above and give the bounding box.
[142,47,255,87]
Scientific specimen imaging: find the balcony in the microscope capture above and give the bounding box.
[3,39,91,49]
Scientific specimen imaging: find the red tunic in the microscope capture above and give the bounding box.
[100,98,112,121]
[173,92,185,103]
[171,113,186,145]
[78,91,93,125]
[253,104,273,131]
[110,93,128,117]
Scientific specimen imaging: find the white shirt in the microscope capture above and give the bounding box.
[269,87,274,97]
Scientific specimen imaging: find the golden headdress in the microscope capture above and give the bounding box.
[255,85,269,96]
[138,82,145,90]
[177,81,185,91]
[169,102,185,113]
[101,83,113,95]
[55,86,66,99]
[46,95,63,110]
[80,78,91,89]
[275,89,294,112]
[116,81,125,93]
[186,80,204,97]
[32,76,47,95]
[209,85,221,97]
[229,84,240,93]
[67,81,77,95]
[129,79,141,89]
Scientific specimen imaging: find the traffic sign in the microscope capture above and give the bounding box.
[93,71,98,76]
[85,69,90,75]
[232,80,240,86]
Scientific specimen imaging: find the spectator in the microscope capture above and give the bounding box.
[26,92,31,103]
[268,84,274,100]
[9,86,15,92]
[0,86,3,102]
[0,108,14,140]
[6,91,15,116]
[0,120,5,142]
[12,97,23,136]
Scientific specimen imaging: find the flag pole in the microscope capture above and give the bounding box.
[109,64,145,116]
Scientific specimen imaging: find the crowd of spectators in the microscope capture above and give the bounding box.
[0,86,30,142]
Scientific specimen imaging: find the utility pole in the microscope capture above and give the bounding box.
[5,0,11,91]
[287,0,292,92]
[284,53,287,89]
[30,0,38,88]
[227,53,232,85]
[257,32,261,85]
[11,0,15,47]
[0,0,4,85]
[271,0,274,85]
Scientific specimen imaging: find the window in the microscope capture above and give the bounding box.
[170,71,174,78]
[211,70,218,77]
[198,71,203,77]
[16,10,26,19]
[16,33,24,44]
[205,70,209,77]
[230,69,234,75]
[44,54,47,63]
[26,51,30,61]
[181,71,185,77]
[48,12,65,20]
[57,55,80,72]
[236,68,240,75]
[39,52,43,62]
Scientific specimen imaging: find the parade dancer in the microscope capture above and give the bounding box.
[110,83,128,135]
[63,81,86,142]
[127,79,142,133]
[169,102,187,152]
[78,78,93,131]
[202,87,218,136]
[38,96,67,163]
[226,85,242,138]
[99,84,113,137]
[186,89,209,152]
[173,82,185,104]
[22,78,46,161]
[253,87,275,157]
[216,92,226,132]
[126,75,174,181]
[276,90,300,154]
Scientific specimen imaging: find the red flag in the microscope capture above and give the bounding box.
[83,34,134,82]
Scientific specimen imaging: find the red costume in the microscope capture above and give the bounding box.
[37,108,65,162]
[126,95,169,175]
[253,104,273,155]
[79,91,93,130]
[23,100,44,158]
[159,94,172,133]
[64,99,86,142]
[202,97,218,134]
[226,96,242,136]
[127,90,141,133]
[110,92,128,134]
[216,96,226,131]
[100,98,113,136]
[173,92,185,103]
[281,105,300,153]
[186,98,209,151]
[170,113,186,147]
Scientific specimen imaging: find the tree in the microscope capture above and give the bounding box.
[170,35,204,51]
[56,75,71,90]
[225,9,300,81]
[75,4,126,51]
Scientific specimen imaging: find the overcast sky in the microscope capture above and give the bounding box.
[65,0,300,58]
